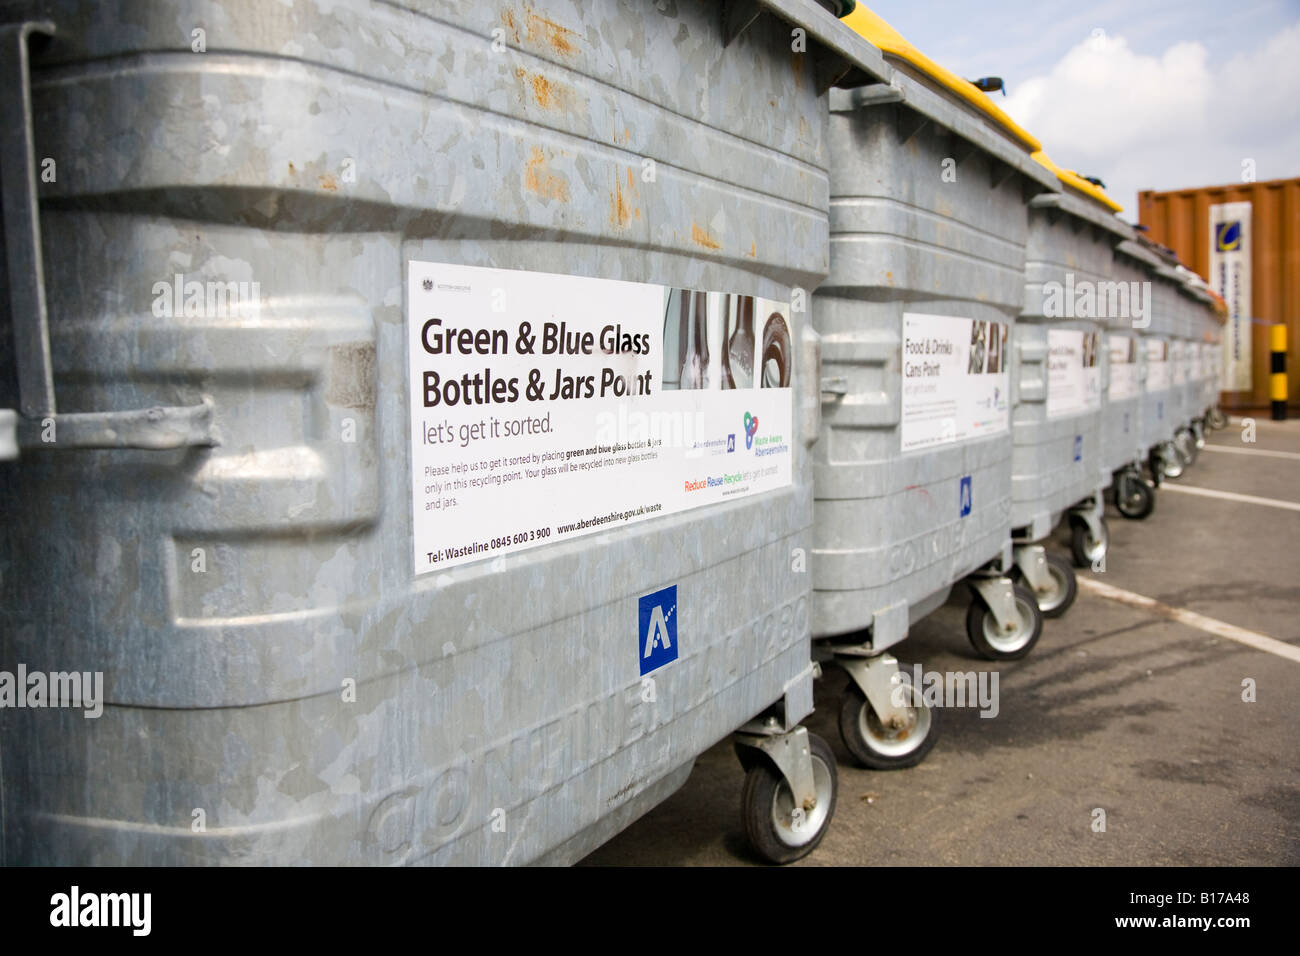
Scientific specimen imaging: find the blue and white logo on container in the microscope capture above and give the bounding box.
[959,475,972,517]
[1216,221,1242,252]
[638,585,678,675]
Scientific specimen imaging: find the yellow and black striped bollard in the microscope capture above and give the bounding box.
[1271,323,1288,421]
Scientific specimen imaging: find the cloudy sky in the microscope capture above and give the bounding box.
[866,0,1300,221]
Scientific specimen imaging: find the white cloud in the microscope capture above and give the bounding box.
[1000,22,1300,219]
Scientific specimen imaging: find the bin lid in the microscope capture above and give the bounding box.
[1206,289,1229,319]
[1031,151,1124,213]
[1030,188,1130,240]
[841,6,1042,153]
[1115,238,1165,270]
[1175,264,1215,302]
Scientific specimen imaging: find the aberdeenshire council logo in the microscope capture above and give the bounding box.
[1215,220,1242,252]
[742,411,759,450]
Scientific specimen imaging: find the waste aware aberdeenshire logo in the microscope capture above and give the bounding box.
[1215,221,1242,252]
[743,411,759,450]
[638,585,678,675]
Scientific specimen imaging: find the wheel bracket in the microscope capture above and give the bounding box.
[970,575,1020,632]
[1068,492,1104,543]
[734,726,818,812]
[1012,544,1052,594]
[838,653,910,728]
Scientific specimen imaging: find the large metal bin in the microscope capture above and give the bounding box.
[1104,234,1161,520]
[1013,188,1129,583]
[1177,269,1223,431]
[0,0,874,866]
[1135,240,1187,480]
[811,6,1057,771]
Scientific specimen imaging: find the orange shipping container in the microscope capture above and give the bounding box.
[1138,176,1300,413]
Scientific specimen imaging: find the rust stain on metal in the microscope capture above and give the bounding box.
[506,2,579,57]
[515,68,572,111]
[288,161,296,174]
[748,242,756,258]
[524,147,569,203]
[691,223,721,250]
[611,178,632,228]
[318,173,338,192]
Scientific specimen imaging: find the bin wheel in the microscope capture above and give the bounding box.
[1147,448,1163,487]
[965,582,1043,661]
[1115,469,1155,520]
[741,731,837,865]
[1070,518,1108,568]
[1035,551,1078,617]
[837,672,939,770]
[1159,442,1184,479]
[1207,407,1228,430]
[1174,428,1198,467]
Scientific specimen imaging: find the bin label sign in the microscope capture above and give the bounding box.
[900,313,1009,452]
[406,261,794,573]
[1145,339,1170,393]
[1171,342,1188,385]
[959,476,972,517]
[639,585,678,675]
[1107,335,1140,401]
[1047,329,1102,419]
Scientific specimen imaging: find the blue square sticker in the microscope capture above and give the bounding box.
[638,585,678,675]
[959,475,972,517]
[727,434,736,453]
[1073,435,1083,462]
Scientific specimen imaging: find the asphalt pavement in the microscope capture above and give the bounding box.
[583,415,1300,866]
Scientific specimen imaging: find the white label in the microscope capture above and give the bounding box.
[900,312,1009,452]
[1172,341,1188,385]
[407,261,794,573]
[1209,201,1251,391]
[1047,329,1102,418]
[1145,339,1170,392]
[1107,334,1139,401]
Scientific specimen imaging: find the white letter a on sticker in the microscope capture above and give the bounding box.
[644,605,672,658]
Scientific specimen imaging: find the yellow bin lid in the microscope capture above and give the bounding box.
[841,6,1041,153]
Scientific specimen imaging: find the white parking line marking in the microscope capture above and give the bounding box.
[1078,577,1300,664]
[1160,483,1300,512]
[1202,444,1300,461]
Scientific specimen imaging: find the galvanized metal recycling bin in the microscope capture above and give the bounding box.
[811,6,1057,769]
[1104,233,1161,520]
[0,0,880,866]
[1135,241,1186,480]
[1013,188,1130,585]
[1176,269,1220,432]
